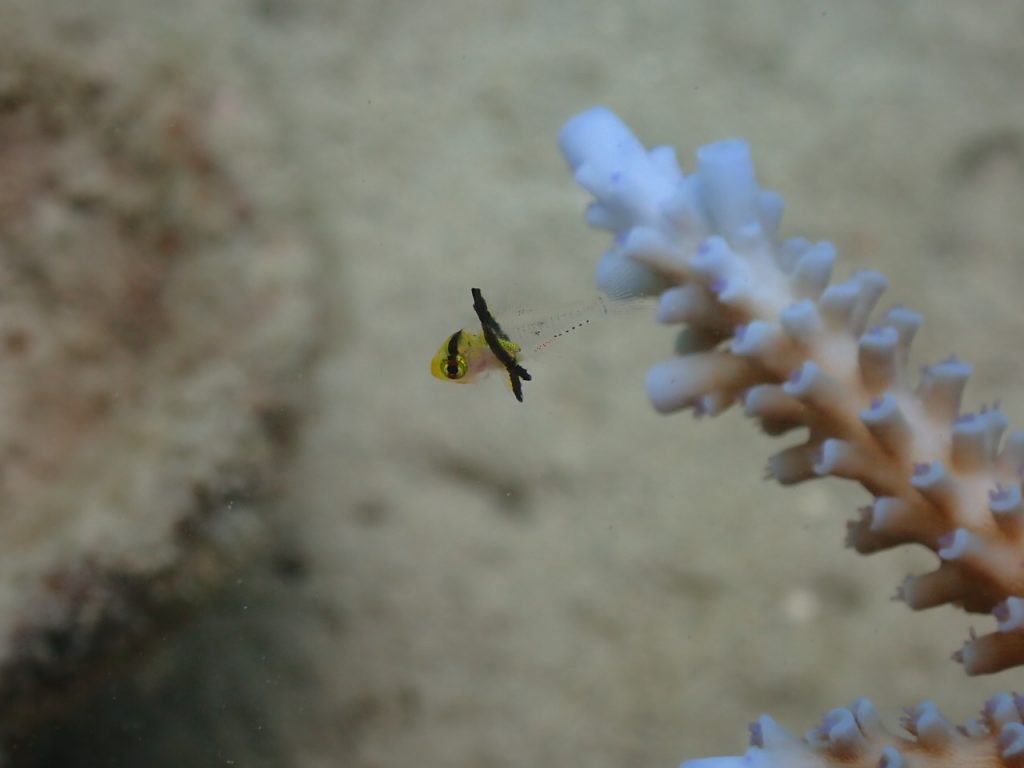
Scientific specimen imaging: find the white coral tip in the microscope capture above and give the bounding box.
[936,528,967,560]
[989,483,1023,516]
[918,356,973,422]
[994,597,1024,632]
[849,269,888,334]
[621,226,686,273]
[645,353,751,414]
[937,528,982,564]
[984,692,1021,727]
[884,306,923,345]
[779,299,823,345]
[878,746,906,768]
[905,701,956,750]
[656,284,717,325]
[860,392,897,425]
[1000,721,1024,758]
[820,707,868,756]
[782,361,815,397]
[730,321,781,358]
[558,106,644,172]
[695,138,760,243]
[849,698,881,732]
[689,236,734,281]
[858,326,899,390]
[813,438,848,476]
[595,247,666,299]
[818,281,860,329]
[909,459,947,492]
[749,715,797,750]
[791,241,836,297]
[868,497,914,537]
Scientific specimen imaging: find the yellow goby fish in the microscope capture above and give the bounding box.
[430,287,642,403]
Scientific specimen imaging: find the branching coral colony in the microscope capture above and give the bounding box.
[558,107,1024,767]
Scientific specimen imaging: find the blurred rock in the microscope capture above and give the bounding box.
[0,19,322,741]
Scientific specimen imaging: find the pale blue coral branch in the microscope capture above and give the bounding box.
[558,107,1024,766]
[673,695,1024,767]
[682,755,778,768]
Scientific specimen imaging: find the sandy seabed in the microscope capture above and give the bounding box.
[9,1,1024,766]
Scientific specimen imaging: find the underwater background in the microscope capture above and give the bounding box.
[3,1,1024,765]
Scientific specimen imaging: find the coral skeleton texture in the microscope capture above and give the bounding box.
[557,107,1024,767]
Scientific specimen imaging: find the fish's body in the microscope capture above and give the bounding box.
[431,287,646,402]
[432,327,521,386]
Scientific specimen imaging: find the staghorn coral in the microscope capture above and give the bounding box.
[558,107,1024,766]
[683,695,1024,768]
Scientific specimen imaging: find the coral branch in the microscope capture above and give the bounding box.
[680,694,1024,768]
[558,107,1024,674]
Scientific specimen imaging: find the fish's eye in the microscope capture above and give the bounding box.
[444,355,467,380]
